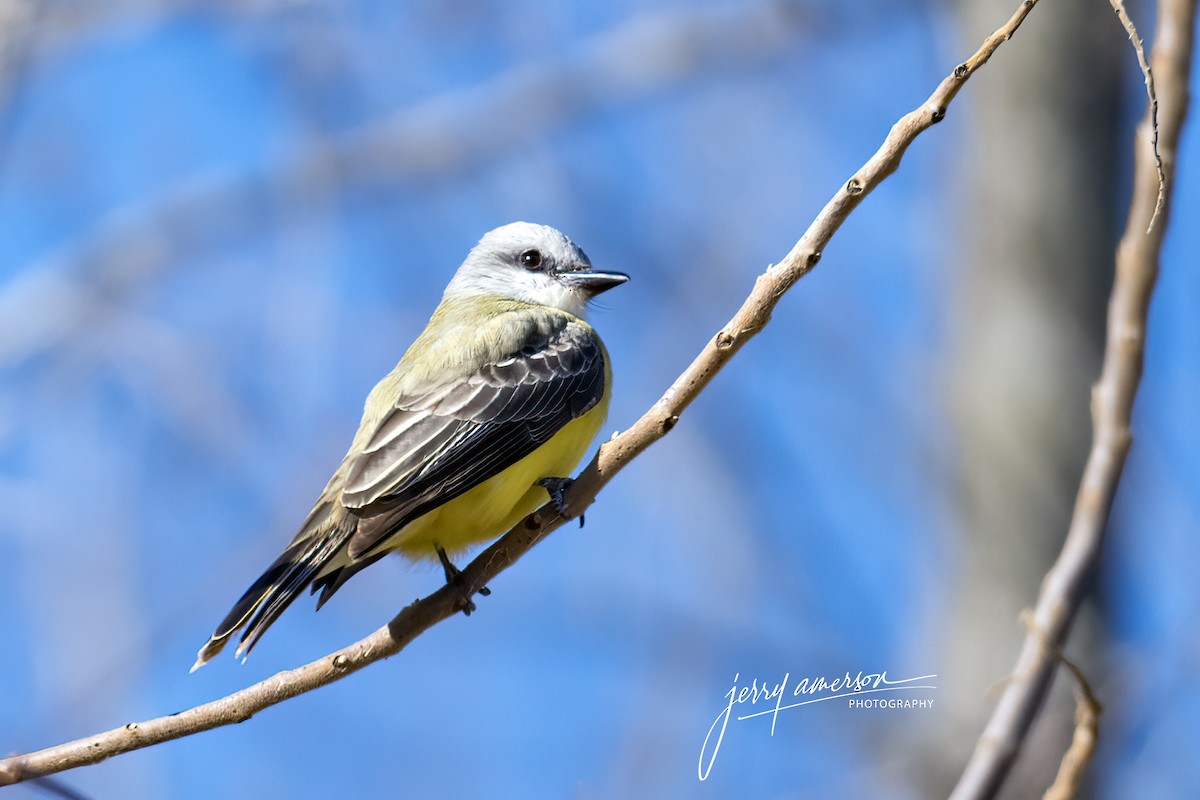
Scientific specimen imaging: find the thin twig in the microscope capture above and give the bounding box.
[1014,611,1102,800]
[1042,687,1100,800]
[0,0,1048,786]
[1109,0,1166,231]
[949,1,1196,798]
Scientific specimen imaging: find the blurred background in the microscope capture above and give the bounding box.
[1,0,1197,798]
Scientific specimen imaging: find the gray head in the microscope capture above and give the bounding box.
[444,222,628,319]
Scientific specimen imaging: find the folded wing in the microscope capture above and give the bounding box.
[340,318,605,560]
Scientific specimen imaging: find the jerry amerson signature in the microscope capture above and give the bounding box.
[698,670,938,781]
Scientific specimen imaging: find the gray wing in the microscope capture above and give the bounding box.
[340,320,604,559]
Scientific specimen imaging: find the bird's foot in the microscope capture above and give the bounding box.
[537,476,584,528]
[435,545,490,616]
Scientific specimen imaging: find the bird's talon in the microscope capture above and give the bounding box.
[537,476,576,520]
[436,545,487,616]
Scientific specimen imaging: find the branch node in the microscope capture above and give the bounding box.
[715,330,735,349]
[332,654,349,670]
[930,106,946,123]
[845,177,863,195]
[661,414,680,434]
[954,63,970,79]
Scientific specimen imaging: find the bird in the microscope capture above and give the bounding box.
[193,222,627,670]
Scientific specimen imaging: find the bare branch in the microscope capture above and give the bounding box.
[949,1,1197,798]
[1108,0,1166,231]
[1041,689,1100,800]
[0,0,1049,786]
[1040,639,1101,799]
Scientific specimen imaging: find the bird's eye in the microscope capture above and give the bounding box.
[519,249,543,269]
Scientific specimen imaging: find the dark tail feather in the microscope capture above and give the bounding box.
[310,550,388,610]
[192,526,351,671]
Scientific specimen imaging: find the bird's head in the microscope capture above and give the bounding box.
[444,222,628,319]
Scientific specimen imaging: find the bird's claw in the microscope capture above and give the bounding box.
[537,477,584,528]
[435,545,489,616]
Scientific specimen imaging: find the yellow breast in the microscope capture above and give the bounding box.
[387,399,609,561]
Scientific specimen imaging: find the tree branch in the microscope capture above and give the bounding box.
[1039,624,1101,800]
[949,1,1196,798]
[0,0,1048,786]
[1109,0,1166,231]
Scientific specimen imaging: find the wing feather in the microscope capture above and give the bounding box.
[340,315,605,559]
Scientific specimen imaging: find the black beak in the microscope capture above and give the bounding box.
[558,269,630,297]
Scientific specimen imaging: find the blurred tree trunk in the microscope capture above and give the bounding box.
[928,0,1124,795]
